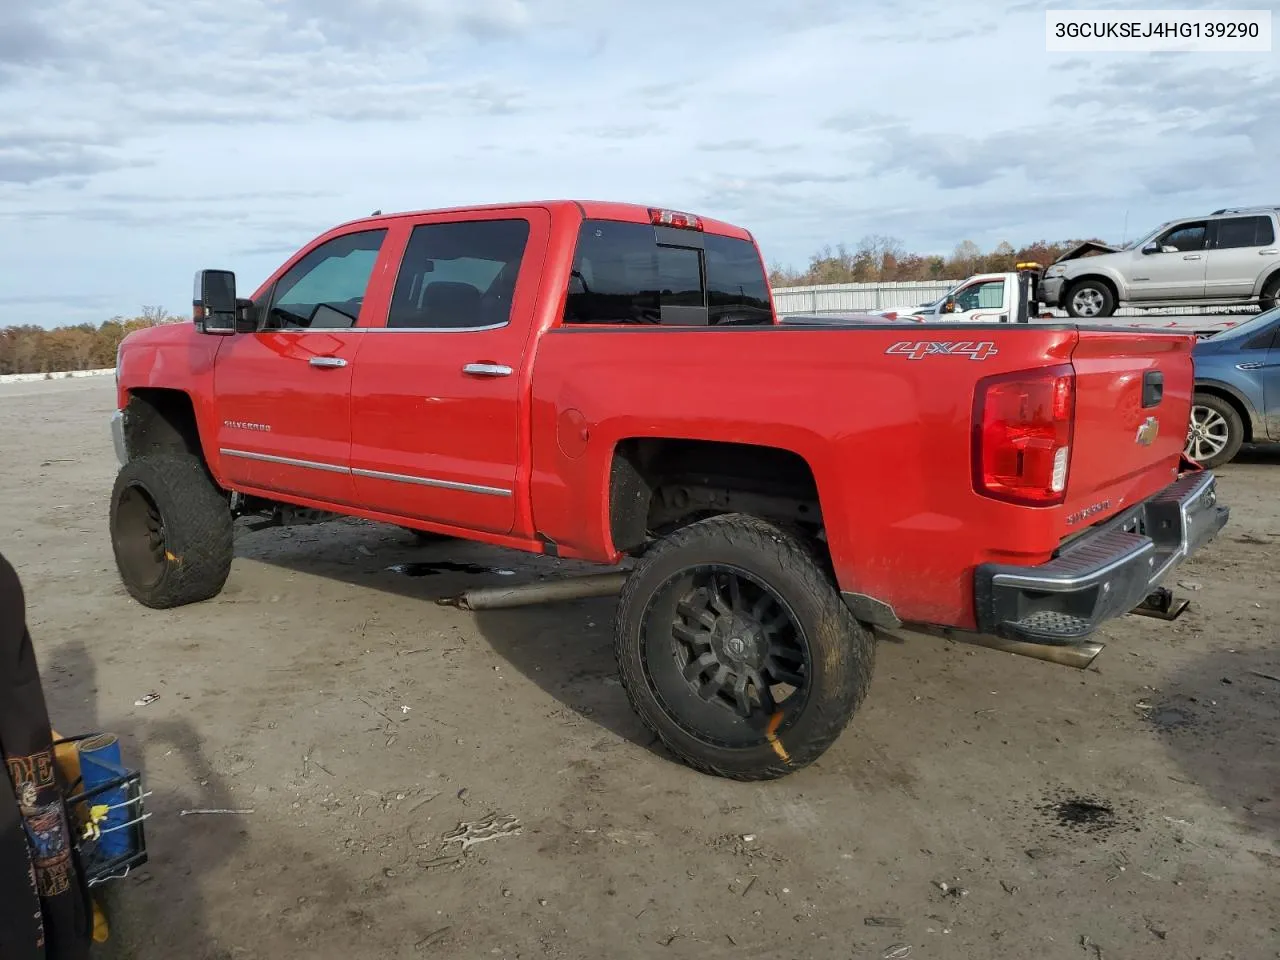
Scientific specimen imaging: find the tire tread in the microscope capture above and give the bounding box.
[614,513,874,781]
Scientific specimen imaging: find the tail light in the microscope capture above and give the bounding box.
[972,364,1075,506]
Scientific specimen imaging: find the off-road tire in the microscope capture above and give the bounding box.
[1184,392,1245,469]
[614,513,875,781]
[1064,278,1116,319]
[1260,273,1280,312]
[109,453,234,608]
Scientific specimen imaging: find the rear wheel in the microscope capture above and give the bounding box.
[1184,393,1244,468]
[1065,279,1116,319]
[1260,273,1280,312]
[614,514,874,781]
[109,454,233,608]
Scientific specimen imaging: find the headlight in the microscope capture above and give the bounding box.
[1045,265,1067,278]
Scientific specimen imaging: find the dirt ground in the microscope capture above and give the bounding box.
[1,375,1277,960]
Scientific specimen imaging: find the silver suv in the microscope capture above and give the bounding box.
[1040,206,1280,319]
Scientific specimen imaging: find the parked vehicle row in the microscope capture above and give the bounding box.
[109,199,1228,781]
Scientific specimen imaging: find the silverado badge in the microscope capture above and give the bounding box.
[1135,416,1159,446]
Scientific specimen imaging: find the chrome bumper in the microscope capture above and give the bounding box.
[110,410,127,466]
[974,470,1229,644]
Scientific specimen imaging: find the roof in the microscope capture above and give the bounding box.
[331,200,754,240]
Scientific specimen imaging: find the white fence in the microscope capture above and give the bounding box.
[0,367,115,384]
[771,280,956,316]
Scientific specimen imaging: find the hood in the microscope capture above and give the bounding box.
[1052,240,1122,264]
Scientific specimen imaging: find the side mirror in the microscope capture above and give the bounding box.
[194,269,237,335]
[942,296,956,314]
[1142,241,1161,255]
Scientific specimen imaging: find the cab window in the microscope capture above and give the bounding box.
[265,229,387,329]
[1158,222,1207,252]
[954,280,1004,312]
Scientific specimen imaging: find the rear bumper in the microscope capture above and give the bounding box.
[973,470,1228,644]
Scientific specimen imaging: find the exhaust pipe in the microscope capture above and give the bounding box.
[953,633,1104,670]
[879,624,1104,670]
[437,571,628,611]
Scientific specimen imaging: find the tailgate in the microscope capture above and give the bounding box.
[1061,329,1195,532]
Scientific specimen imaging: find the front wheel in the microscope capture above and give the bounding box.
[1065,279,1116,319]
[1184,393,1244,468]
[614,514,875,781]
[109,454,234,608]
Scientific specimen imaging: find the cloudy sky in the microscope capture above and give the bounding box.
[2,0,1277,327]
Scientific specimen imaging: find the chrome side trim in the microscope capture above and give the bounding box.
[111,410,127,466]
[255,322,510,334]
[219,448,349,474]
[219,448,513,497]
[351,467,511,497]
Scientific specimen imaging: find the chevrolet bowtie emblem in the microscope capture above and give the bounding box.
[1135,415,1159,446]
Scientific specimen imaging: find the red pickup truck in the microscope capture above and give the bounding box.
[109,200,1229,780]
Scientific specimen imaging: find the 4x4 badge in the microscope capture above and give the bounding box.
[885,340,998,360]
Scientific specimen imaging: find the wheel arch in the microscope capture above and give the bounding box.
[1256,265,1280,299]
[1066,272,1122,302]
[607,437,823,555]
[120,387,212,465]
[1193,380,1258,443]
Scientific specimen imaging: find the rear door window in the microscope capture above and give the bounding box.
[564,220,772,325]
[1213,215,1275,249]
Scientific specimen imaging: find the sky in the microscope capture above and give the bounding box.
[2,0,1278,328]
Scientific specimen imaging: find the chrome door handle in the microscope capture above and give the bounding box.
[1182,254,1202,260]
[1261,249,1278,255]
[309,356,347,368]
[463,363,512,377]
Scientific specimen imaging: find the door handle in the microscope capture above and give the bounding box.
[1182,254,1202,260]
[1236,362,1265,370]
[463,363,512,377]
[309,356,347,368]
[1261,249,1278,255]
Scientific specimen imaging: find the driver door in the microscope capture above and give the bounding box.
[213,227,392,505]
[1128,220,1208,300]
[949,279,1009,322]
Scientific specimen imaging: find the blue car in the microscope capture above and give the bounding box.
[1185,306,1280,467]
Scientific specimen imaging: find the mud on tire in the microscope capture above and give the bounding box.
[109,453,234,609]
[614,513,875,781]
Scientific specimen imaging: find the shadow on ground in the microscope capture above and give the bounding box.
[234,522,668,760]
[42,640,247,960]
[1151,645,1280,845]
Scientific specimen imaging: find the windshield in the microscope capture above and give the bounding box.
[1207,305,1280,341]
[1122,222,1170,251]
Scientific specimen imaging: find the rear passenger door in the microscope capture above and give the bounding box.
[348,209,550,535]
[1205,215,1278,299]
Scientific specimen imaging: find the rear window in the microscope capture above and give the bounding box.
[563,220,773,325]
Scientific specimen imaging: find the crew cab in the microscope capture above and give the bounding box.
[1040,206,1280,319]
[109,200,1229,781]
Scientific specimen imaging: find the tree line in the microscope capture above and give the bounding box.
[0,307,183,376]
[768,236,1106,288]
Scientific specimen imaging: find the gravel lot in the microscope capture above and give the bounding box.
[2,376,1277,960]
